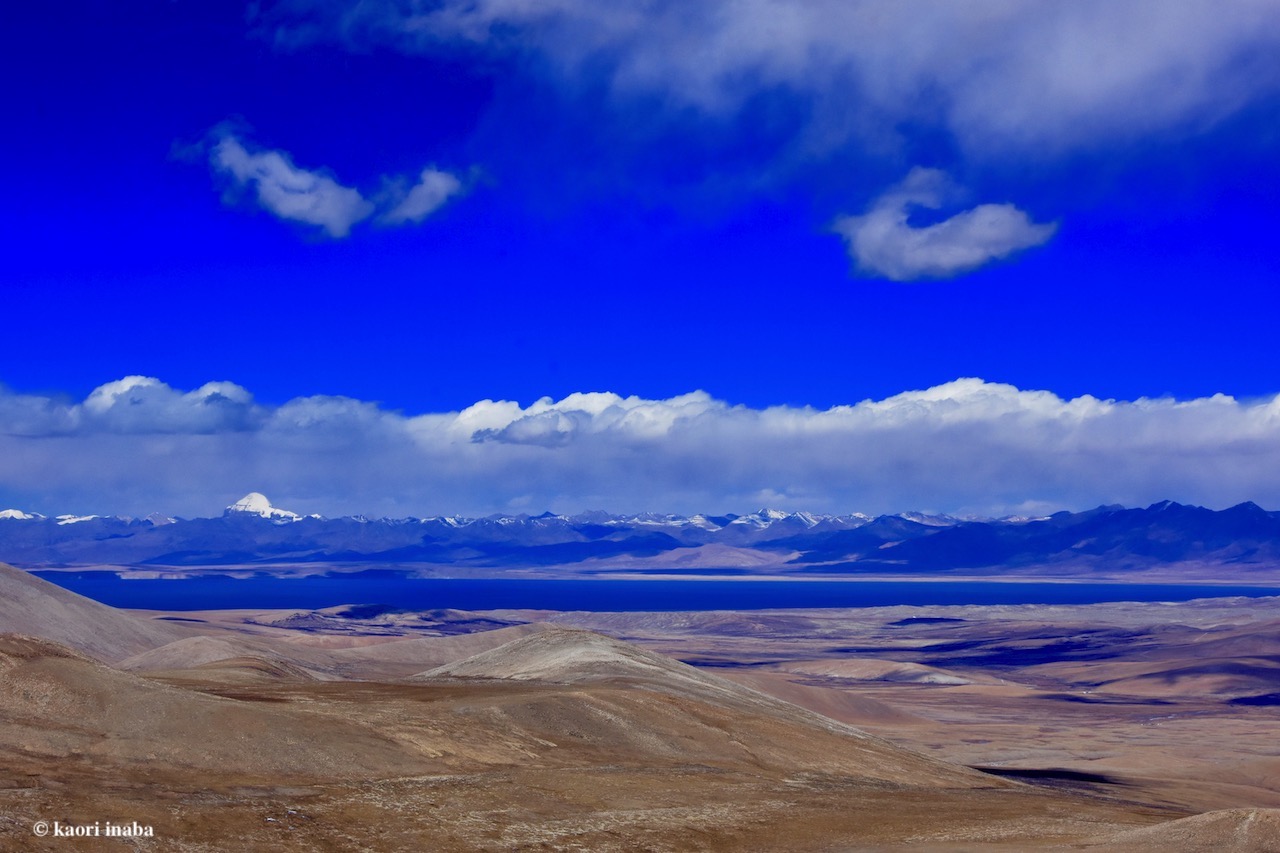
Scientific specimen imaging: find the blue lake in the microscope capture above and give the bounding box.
[31,571,1280,612]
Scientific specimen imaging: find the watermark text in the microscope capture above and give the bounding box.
[32,820,154,838]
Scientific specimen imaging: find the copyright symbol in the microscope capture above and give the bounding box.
[32,820,49,836]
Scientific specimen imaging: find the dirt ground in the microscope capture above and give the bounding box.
[4,578,1280,851]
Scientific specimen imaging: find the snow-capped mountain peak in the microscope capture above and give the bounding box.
[728,508,795,528]
[0,501,1272,575]
[894,511,961,527]
[224,492,302,522]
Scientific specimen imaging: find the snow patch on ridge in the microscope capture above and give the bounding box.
[56,514,101,525]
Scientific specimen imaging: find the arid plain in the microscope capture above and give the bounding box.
[2,562,1280,851]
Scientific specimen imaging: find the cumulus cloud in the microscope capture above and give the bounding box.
[209,133,463,237]
[5,377,1280,519]
[81,376,263,434]
[1,376,264,437]
[265,0,1280,154]
[833,168,1057,280]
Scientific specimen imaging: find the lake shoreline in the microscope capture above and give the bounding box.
[30,569,1280,612]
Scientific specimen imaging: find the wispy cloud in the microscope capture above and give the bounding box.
[265,0,1280,154]
[208,132,464,237]
[256,1,1280,273]
[833,169,1057,280]
[211,135,375,237]
[380,167,465,225]
[4,377,1280,519]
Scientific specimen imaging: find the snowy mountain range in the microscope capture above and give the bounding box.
[2,493,1280,577]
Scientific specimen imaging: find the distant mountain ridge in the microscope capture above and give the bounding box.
[2,494,1280,577]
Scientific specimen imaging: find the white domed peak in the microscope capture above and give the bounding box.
[225,493,300,521]
[229,492,270,512]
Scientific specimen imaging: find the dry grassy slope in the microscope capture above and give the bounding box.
[1090,807,1280,851]
[119,635,305,671]
[119,623,558,682]
[0,562,183,662]
[417,626,997,787]
[0,634,439,780]
[0,565,1007,792]
[717,670,930,726]
[418,626,831,714]
[160,654,327,684]
[326,623,551,677]
[118,635,340,684]
[778,657,989,685]
[0,628,999,791]
[1019,618,1280,699]
[416,626,920,727]
[101,615,545,677]
[0,585,1225,851]
[1083,658,1280,699]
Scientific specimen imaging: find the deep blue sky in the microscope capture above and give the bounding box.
[6,1,1279,414]
[3,2,1280,518]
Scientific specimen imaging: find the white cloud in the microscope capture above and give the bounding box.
[260,1,1279,272]
[269,0,1280,154]
[70,376,262,435]
[211,135,375,237]
[381,168,465,224]
[209,133,463,237]
[833,168,1057,280]
[5,377,1280,518]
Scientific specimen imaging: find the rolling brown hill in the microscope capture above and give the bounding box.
[0,562,182,662]
[417,626,1004,787]
[1090,807,1280,851]
[0,564,1230,850]
[1,628,1172,852]
[0,634,435,780]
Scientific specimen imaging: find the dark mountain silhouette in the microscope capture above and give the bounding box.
[3,495,1280,576]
